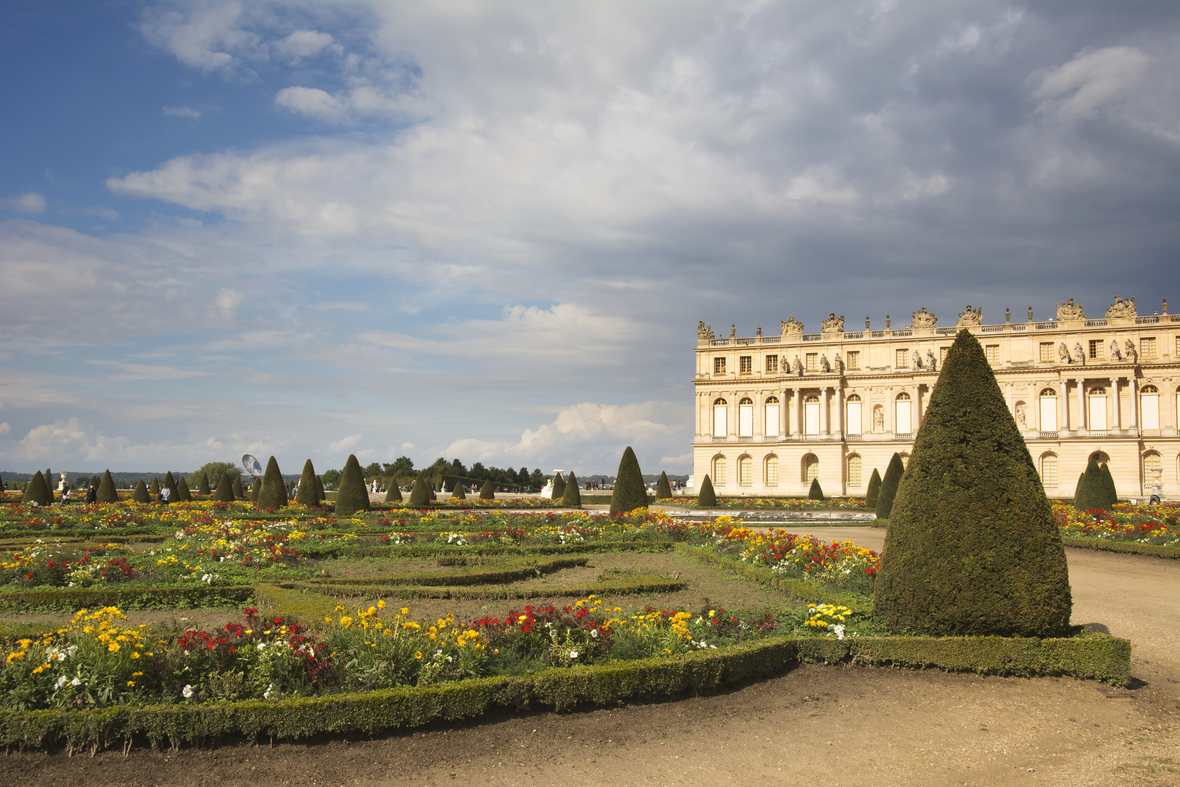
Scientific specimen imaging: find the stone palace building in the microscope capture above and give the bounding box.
[692,296,1177,501]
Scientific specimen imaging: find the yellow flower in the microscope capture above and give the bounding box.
[377,600,385,609]
[414,651,423,660]
[127,681,136,687]
[400,607,409,615]
[130,652,140,659]
[108,642,120,652]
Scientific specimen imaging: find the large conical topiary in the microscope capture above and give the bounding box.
[335,455,371,516]
[865,468,882,509]
[551,472,565,501]
[479,480,495,500]
[561,471,582,508]
[655,471,672,500]
[610,446,648,515]
[875,453,904,520]
[1099,462,1118,507]
[198,472,211,496]
[248,478,260,501]
[1074,456,1109,512]
[409,474,431,507]
[697,474,717,507]
[163,471,179,502]
[874,329,1072,637]
[22,471,53,506]
[97,470,119,504]
[316,475,324,502]
[176,478,193,502]
[132,479,151,503]
[149,477,160,496]
[214,471,236,502]
[90,475,101,492]
[233,476,245,499]
[296,459,320,507]
[451,483,467,500]
[808,478,825,500]
[384,481,403,503]
[257,456,288,510]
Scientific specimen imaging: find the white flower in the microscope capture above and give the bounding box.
[263,684,275,699]
[182,684,194,699]
[71,677,81,686]
[832,624,846,640]
[569,650,579,659]
[55,676,69,690]
[590,629,599,638]
[257,643,266,651]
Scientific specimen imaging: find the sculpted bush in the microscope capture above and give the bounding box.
[335,455,370,517]
[609,447,647,515]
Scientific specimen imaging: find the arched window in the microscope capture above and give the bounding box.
[895,391,913,434]
[1141,385,1160,430]
[1039,388,1058,432]
[712,398,728,438]
[1087,386,1107,431]
[804,394,821,435]
[764,396,780,437]
[764,455,779,487]
[1040,453,1058,488]
[1143,451,1162,484]
[738,397,754,437]
[899,452,910,468]
[802,454,819,483]
[738,455,753,486]
[712,455,727,486]
[846,393,862,435]
[847,454,862,487]
[1090,451,1110,465]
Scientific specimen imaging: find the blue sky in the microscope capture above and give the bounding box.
[2,1,1179,476]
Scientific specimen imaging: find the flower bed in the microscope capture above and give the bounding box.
[1053,502,1180,556]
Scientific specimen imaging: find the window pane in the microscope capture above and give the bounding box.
[765,456,779,486]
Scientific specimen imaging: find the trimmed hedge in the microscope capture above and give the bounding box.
[296,459,320,507]
[1062,537,1180,559]
[677,545,870,611]
[272,577,688,601]
[0,585,254,611]
[297,557,589,588]
[561,471,582,508]
[696,474,717,507]
[610,447,647,515]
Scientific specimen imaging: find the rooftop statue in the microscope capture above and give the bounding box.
[780,317,804,335]
[911,307,937,328]
[957,305,982,327]
[821,313,845,333]
[1056,298,1085,321]
[1105,296,1137,319]
[697,321,714,343]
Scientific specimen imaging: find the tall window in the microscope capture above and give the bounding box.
[940,346,949,365]
[764,396,780,436]
[895,391,912,434]
[1143,451,1162,484]
[1039,342,1055,362]
[766,355,778,373]
[738,456,752,486]
[1040,453,1059,487]
[845,393,862,435]
[1088,340,1103,360]
[985,345,999,364]
[712,456,727,486]
[714,357,726,375]
[805,353,818,371]
[804,395,821,435]
[803,454,819,483]
[895,349,908,368]
[1141,385,1160,430]
[846,351,860,369]
[1141,337,1157,357]
[1088,387,1108,431]
[847,454,862,487]
[1039,388,1058,432]
[764,455,779,487]
[739,356,753,374]
[738,397,754,437]
[712,398,728,437]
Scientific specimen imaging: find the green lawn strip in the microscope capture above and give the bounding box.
[301,541,676,559]
[0,585,254,611]
[269,577,687,601]
[297,557,588,588]
[1062,537,1180,559]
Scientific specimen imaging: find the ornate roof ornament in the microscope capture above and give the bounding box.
[1056,298,1085,321]
[911,307,937,328]
[780,317,804,336]
[697,321,714,343]
[956,305,982,327]
[821,313,845,334]
[1105,296,1137,319]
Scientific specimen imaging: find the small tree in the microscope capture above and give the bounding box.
[198,472,211,496]
[257,456,288,510]
[335,454,371,516]
[697,474,717,507]
[214,471,236,502]
[132,480,151,504]
[409,474,431,507]
[97,470,119,504]
[1074,456,1109,512]
[610,446,648,515]
[875,453,904,520]
[384,481,403,503]
[808,478,825,500]
[296,459,320,507]
[551,472,566,501]
[865,468,882,509]
[655,471,673,500]
[22,471,53,506]
[479,480,495,500]
[176,478,193,502]
[561,471,582,508]
[874,329,1071,637]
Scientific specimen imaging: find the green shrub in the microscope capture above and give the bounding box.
[176,478,192,502]
[257,456,288,510]
[697,474,717,507]
[316,475,325,502]
[163,471,179,502]
[198,472,211,496]
[214,471,236,502]
[149,477,160,496]
[22,471,53,506]
[131,480,151,504]
[808,478,825,500]
[97,470,119,504]
[610,447,647,516]
[865,468,882,509]
[248,478,260,502]
[655,471,672,500]
[385,481,403,503]
[335,455,370,517]
[1074,456,1110,512]
[875,453,904,519]
[874,329,1072,637]
[561,471,582,508]
[551,472,565,501]
[1100,462,1118,508]
[451,484,467,501]
[409,475,431,507]
[233,476,245,499]
[479,480,495,501]
[296,459,320,507]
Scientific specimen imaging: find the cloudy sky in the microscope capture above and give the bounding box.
[2,1,1178,477]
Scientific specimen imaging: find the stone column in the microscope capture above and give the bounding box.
[780,388,788,437]
[1059,379,1070,432]
[1130,379,1139,429]
[820,387,830,435]
[728,390,736,438]
[836,386,845,439]
[792,387,802,437]
[1112,379,1122,430]
[1076,379,1087,431]
[913,385,922,432]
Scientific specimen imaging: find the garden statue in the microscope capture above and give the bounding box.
[1073,343,1086,365]
[926,349,938,372]
[1058,343,1072,363]
[1125,340,1138,363]
[1110,339,1122,361]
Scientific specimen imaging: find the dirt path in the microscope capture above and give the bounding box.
[4,543,1178,787]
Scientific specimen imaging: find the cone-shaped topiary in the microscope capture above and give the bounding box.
[90,475,101,492]
[22,471,53,506]
[198,472,211,496]
[1100,462,1118,507]
[1074,456,1108,512]
[233,476,244,499]
[551,472,565,500]
[874,329,1072,637]
[296,459,320,507]
[149,477,160,496]
[97,470,119,504]
[655,471,672,500]
[429,481,437,502]
[875,453,904,520]
[176,478,192,502]
[479,479,495,500]
[316,475,324,502]
[257,456,288,510]
[163,471,179,502]
[409,474,431,507]
[335,455,371,517]
[451,483,467,500]
[697,474,717,507]
[384,481,403,503]
[561,471,582,508]
[1073,471,1085,501]
[865,468,882,509]
[132,479,151,504]
[214,471,236,502]
[808,478,825,500]
[248,478,260,501]
[610,446,648,515]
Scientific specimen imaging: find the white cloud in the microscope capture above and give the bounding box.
[214,287,244,319]
[1032,46,1151,121]
[139,2,266,78]
[85,360,207,382]
[274,86,346,120]
[164,105,203,119]
[0,422,11,438]
[273,29,338,60]
[328,434,363,453]
[2,193,47,215]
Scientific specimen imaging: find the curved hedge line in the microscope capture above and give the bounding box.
[293,557,589,588]
[271,577,687,601]
[1062,537,1180,560]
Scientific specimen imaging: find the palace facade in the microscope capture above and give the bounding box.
[692,297,1178,501]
